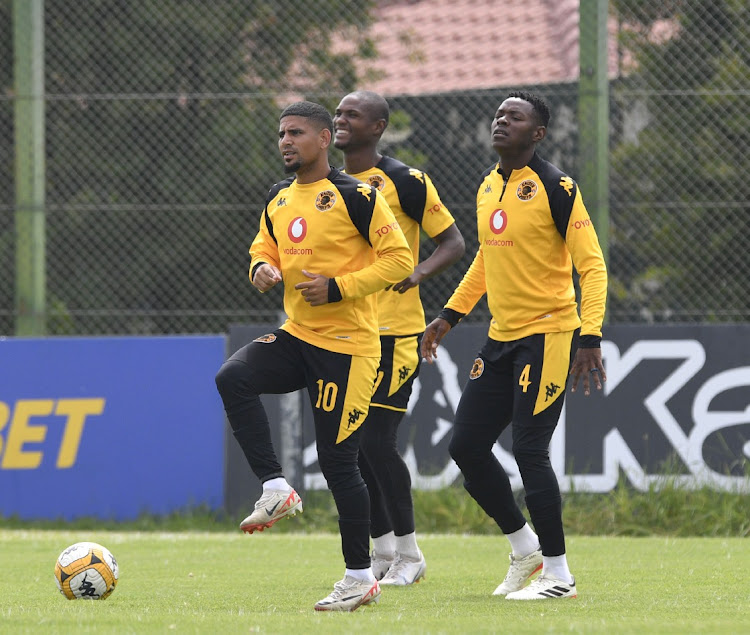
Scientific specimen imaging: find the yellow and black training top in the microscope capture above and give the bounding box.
[347,156,456,336]
[445,153,607,342]
[250,167,413,357]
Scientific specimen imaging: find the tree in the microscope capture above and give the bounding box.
[9,0,376,334]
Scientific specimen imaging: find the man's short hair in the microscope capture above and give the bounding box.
[507,91,551,128]
[280,101,334,135]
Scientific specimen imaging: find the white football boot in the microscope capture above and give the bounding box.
[239,488,302,534]
[379,551,426,586]
[314,576,381,611]
[492,548,543,595]
[505,573,577,600]
[371,551,396,580]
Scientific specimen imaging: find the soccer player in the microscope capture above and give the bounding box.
[421,92,607,600]
[215,101,413,611]
[333,91,465,586]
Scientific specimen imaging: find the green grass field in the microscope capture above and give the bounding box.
[2,529,748,634]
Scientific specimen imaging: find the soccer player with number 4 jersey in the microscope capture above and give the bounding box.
[421,91,607,600]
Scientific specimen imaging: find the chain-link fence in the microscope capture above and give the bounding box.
[609,0,750,322]
[1,0,748,336]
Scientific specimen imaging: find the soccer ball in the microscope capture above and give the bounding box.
[54,542,119,600]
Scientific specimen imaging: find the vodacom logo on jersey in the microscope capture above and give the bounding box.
[489,209,508,234]
[288,217,307,243]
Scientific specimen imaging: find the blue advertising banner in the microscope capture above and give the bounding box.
[0,336,226,520]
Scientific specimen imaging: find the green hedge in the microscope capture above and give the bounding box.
[3,483,748,537]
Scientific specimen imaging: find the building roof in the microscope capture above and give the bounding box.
[357,0,619,96]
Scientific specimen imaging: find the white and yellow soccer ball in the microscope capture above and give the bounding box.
[54,542,119,600]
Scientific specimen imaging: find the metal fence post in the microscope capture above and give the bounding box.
[13,0,46,335]
[578,0,610,267]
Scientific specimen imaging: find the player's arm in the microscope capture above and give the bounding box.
[391,222,465,293]
[334,188,413,300]
[393,222,464,293]
[566,191,607,394]
[391,174,465,293]
[444,246,487,316]
[564,190,607,341]
[249,207,282,292]
[549,181,608,394]
[421,247,487,362]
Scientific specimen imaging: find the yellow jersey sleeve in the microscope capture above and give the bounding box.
[249,207,281,282]
[445,246,487,315]
[562,188,607,337]
[420,172,456,239]
[334,185,412,299]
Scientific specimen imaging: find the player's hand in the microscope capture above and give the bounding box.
[421,318,451,364]
[295,270,330,306]
[569,347,606,396]
[391,270,425,294]
[252,263,282,292]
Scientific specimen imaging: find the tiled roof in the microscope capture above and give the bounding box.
[357,0,618,96]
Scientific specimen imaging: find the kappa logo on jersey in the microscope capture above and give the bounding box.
[367,174,385,191]
[489,209,508,235]
[409,168,425,184]
[315,190,336,211]
[277,197,287,207]
[397,365,411,382]
[253,333,277,343]
[469,357,484,380]
[347,408,365,428]
[357,183,372,201]
[484,184,492,194]
[517,179,538,201]
[544,381,561,401]
[560,176,575,197]
[288,216,307,243]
